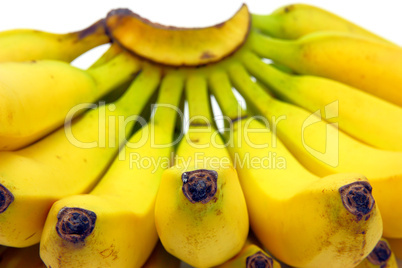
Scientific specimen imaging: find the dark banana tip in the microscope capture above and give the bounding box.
[367,240,392,265]
[56,207,97,243]
[246,251,274,268]
[0,183,14,213]
[339,181,375,221]
[182,169,218,204]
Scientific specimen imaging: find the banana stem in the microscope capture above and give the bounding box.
[86,51,142,100]
[251,14,280,37]
[89,42,123,69]
[114,64,162,114]
[227,62,274,118]
[241,50,292,92]
[248,31,295,63]
[186,74,213,127]
[208,69,247,121]
[152,71,185,135]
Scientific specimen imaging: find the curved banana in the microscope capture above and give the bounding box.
[210,68,382,267]
[248,30,402,106]
[0,244,46,268]
[0,19,109,62]
[0,51,140,151]
[154,73,249,267]
[356,238,398,268]
[40,70,181,267]
[228,61,402,238]
[241,51,402,151]
[143,241,181,268]
[0,65,158,247]
[252,3,393,44]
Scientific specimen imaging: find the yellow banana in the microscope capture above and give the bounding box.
[356,238,398,268]
[154,73,249,267]
[248,30,402,106]
[0,65,159,247]
[216,236,281,268]
[89,42,123,69]
[386,238,402,260]
[40,69,181,267]
[0,51,140,151]
[210,68,382,267]
[252,3,393,44]
[0,19,109,62]
[0,244,46,268]
[142,241,181,268]
[228,61,402,238]
[241,51,402,151]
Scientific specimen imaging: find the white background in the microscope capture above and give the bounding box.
[0,0,401,69]
[0,1,401,266]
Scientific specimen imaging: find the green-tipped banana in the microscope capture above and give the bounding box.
[0,51,140,151]
[248,30,402,106]
[0,65,158,247]
[252,3,393,44]
[0,19,109,62]
[241,51,402,151]
[155,73,249,267]
[40,70,181,267]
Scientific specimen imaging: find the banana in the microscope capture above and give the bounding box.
[0,51,140,151]
[0,244,46,268]
[154,73,249,267]
[0,19,109,62]
[142,241,181,268]
[252,3,393,44]
[216,236,281,268]
[210,68,382,267]
[248,30,402,106]
[356,238,398,268]
[0,65,159,247]
[40,69,181,267]
[386,238,402,259]
[241,51,402,151]
[227,61,402,238]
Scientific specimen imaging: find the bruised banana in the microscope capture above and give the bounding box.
[252,3,393,44]
[210,68,382,267]
[0,19,109,62]
[0,65,160,247]
[248,30,402,106]
[0,51,139,151]
[40,70,180,267]
[155,73,249,267]
[0,244,46,268]
[228,62,402,238]
[242,51,402,151]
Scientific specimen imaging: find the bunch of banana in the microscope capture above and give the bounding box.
[0,2,401,267]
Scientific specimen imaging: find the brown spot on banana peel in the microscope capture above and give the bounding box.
[339,181,375,221]
[56,207,96,243]
[0,183,14,213]
[182,169,218,204]
[367,240,392,266]
[246,251,273,268]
